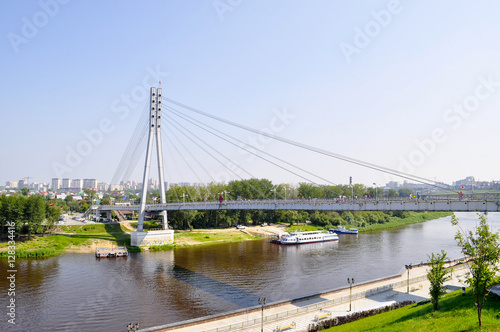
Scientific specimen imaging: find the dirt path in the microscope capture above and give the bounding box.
[120,221,137,232]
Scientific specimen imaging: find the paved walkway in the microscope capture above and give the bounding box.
[141,262,468,332]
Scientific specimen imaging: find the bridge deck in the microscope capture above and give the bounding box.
[93,197,500,213]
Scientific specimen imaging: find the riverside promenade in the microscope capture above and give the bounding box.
[139,260,468,332]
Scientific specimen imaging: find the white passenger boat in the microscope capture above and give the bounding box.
[279,230,339,245]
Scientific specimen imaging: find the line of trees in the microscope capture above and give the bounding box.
[159,209,401,230]
[427,214,500,328]
[0,194,61,238]
[159,179,403,203]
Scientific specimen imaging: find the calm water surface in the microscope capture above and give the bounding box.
[1,212,499,331]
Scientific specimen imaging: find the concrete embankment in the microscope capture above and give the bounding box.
[139,259,469,332]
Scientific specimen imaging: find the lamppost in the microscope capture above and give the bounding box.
[223,190,230,201]
[373,183,377,200]
[258,297,266,332]
[349,176,353,200]
[347,277,354,312]
[284,186,288,200]
[405,264,412,293]
[272,188,276,202]
[182,193,186,204]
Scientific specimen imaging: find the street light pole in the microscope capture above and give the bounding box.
[284,186,288,200]
[347,277,354,312]
[272,188,276,202]
[258,297,266,332]
[223,190,230,201]
[405,264,412,293]
[182,193,186,204]
[373,183,378,200]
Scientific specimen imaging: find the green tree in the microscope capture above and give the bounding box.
[427,250,449,311]
[297,183,323,199]
[0,195,26,233]
[100,197,111,205]
[387,189,399,197]
[25,195,46,239]
[452,214,500,328]
[21,187,29,196]
[398,188,412,198]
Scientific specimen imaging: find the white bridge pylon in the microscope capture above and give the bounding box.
[137,87,167,232]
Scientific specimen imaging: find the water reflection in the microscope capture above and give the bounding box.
[0,212,498,331]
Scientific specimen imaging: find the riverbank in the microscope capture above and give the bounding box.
[0,211,453,257]
[140,260,495,332]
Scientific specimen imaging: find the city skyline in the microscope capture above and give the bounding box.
[2,2,500,187]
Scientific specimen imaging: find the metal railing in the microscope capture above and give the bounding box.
[199,262,467,332]
[94,194,500,210]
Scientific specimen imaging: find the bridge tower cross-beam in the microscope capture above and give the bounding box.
[137,87,167,232]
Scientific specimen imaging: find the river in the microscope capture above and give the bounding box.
[1,212,499,331]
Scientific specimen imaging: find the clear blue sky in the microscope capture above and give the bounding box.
[1,1,500,187]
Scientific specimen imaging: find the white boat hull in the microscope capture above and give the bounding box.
[279,230,339,245]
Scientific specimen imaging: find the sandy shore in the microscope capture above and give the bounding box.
[60,224,288,254]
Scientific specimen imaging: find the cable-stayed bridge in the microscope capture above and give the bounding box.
[103,88,499,244]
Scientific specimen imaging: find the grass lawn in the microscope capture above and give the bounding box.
[357,212,452,232]
[326,289,500,332]
[0,234,90,258]
[150,229,260,251]
[285,212,452,233]
[0,223,136,257]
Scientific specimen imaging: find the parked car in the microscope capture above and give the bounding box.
[261,222,268,227]
[236,224,246,229]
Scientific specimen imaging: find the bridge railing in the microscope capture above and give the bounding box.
[93,194,500,211]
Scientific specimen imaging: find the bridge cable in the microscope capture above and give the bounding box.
[165,113,271,200]
[166,106,346,197]
[165,114,271,200]
[166,106,344,198]
[162,127,217,202]
[110,103,149,185]
[162,128,206,201]
[163,98,452,191]
[161,118,220,197]
[112,103,148,183]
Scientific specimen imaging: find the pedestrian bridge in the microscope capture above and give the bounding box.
[92,196,500,214]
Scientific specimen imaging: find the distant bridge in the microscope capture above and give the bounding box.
[92,196,500,215]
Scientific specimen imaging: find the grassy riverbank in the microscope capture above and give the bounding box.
[0,235,89,258]
[358,211,453,232]
[0,223,136,258]
[287,211,453,233]
[324,288,500,331]
[150,229,261,251]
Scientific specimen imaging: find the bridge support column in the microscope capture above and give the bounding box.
[106,211,112,221]
[131,230,174,247]
[137,87,170,232]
